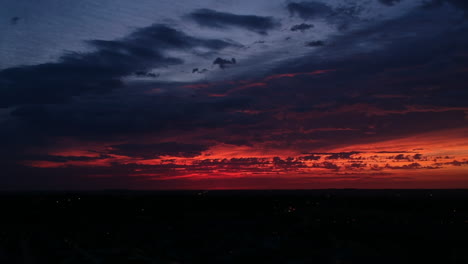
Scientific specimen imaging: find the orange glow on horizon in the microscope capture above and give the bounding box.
[21,127,468,188]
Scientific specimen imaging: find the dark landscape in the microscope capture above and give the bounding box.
[1,190,468,263]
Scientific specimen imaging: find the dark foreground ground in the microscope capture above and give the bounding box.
[1,190,468,264]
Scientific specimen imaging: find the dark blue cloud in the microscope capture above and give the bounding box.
[423,0,468,17]
[287,1,363,30]
[305,40,325,47]
[109,142,210,158]
[134,71,160,78]
[287,1,333,19]
[290,23,314,32]
[378,0,403,6]
[213,57,237,69]
[10,16,20,25]
[188,9,280,34]
[0,24,235,108]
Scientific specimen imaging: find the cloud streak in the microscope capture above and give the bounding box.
[188,9,280,34]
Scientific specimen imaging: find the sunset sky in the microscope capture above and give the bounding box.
[1,0,467,190]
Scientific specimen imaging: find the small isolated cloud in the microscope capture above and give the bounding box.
[305,40,325,47]
[378,0,403,6]
[326,152,360,160]
[213,57,237,69]
[300,154,321,160]
[392,154,411,161]
[10,16,20,25]
[287,2,333,20]
[134,71,160,78]
[316,161,340,170]
[192,68,209,74]
[386,162,422,169]
[188,9,280,34]
[290,23,314,32]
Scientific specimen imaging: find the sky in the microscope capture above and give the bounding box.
[0,0,468,190]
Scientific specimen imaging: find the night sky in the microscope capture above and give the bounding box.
[1,0,468,190]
